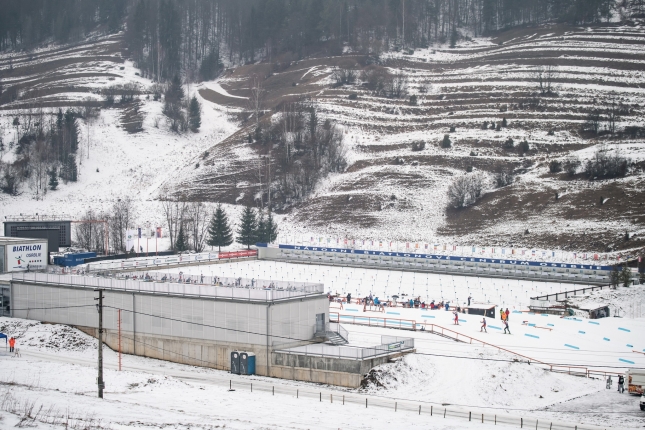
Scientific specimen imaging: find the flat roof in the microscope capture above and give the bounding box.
[0,237,50,244]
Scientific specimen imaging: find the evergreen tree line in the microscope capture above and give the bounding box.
[0,108,80,196]
[161,198,278,253]
[162,74,202,133]
[1,1,621,81]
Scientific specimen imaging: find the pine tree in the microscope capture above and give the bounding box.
[264,211,278,243]
[48,168,59,190]
[207,203,233,251]
[619,264,632,288]
[256,211,266,243]
[166,74,184,103]
[236,206,257,249]
[609,265,620,288]
[189,96,201,132]
[175,224,188,252]
[66,154,78,182]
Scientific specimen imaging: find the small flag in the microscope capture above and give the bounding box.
[594,254,599,260]
[531,250,536,256]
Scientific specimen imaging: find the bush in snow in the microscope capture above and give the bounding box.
[493,166,514,188]
[503,138,514,149]
[409,95,417,106]
[447,172,484,209]
[549,160,563,173]
[440,134,451,148]
[564,157,580,177]
[517,140,530,155]
[411,141,425,151]
[584,146,629,180]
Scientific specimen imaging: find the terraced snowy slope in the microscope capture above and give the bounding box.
[180,21,645,255]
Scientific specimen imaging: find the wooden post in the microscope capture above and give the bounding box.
[118,309,122,371]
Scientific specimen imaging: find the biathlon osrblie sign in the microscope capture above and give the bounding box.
[260,244,612,271]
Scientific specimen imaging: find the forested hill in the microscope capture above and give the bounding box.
[1,0,644,258]
[1,0,621,78]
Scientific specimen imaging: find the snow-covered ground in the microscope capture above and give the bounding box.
[1,300,642,429]
[159,260,636,315]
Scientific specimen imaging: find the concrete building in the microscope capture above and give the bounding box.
[11,272,327,377]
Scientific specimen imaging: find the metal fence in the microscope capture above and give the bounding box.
[220,377,605,430]
[112,271,323,294]
[275,335,414,360]
[530,284,611,308]
[12,272,324,303]
[83,250,257,272]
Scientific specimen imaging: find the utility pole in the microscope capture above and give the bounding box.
[95,289,105,398]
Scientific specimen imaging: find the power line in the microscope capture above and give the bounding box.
[9,304,96,311]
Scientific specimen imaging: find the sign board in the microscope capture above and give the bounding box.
[387,341,404,350]
[6,241,48,272]
[219,250,258,259]
[272,244,613,271]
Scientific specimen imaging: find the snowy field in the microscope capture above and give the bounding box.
[160,260,623,314]
[1,303,644,429]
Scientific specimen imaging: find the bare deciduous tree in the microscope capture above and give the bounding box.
[247,76,265,128]
[186,201,209,252]
[108,198,136,253]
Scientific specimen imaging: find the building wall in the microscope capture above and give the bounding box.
[270,350,414,388]
[11,280,328,376]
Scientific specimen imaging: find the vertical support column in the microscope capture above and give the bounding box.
[118,309,122,371]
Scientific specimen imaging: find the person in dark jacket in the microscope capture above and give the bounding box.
[618,375,625,393]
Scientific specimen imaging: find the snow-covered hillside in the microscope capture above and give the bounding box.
[1,22,645,257]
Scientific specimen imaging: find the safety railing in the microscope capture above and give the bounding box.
[84,250,258,272]
[330,311,621,379]
[12,272,324,303]
[113,271,323,294]
[274,336,414,360]
[329,311,416,330]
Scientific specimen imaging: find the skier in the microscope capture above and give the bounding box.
[9,336,15,353]
[505,308,510,321]
[503,319,511,334]
[346,292,351,304]
[480,317,487,333]
[453,310,459,325]
[468,295,472,306]
[618,375,625,393]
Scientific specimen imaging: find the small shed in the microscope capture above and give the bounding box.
[52,252,97,267]
[465,304,497,319]
[575,301,610,319]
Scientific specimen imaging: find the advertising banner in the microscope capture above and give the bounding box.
[6,242,48,272]
[218,250,258,259]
